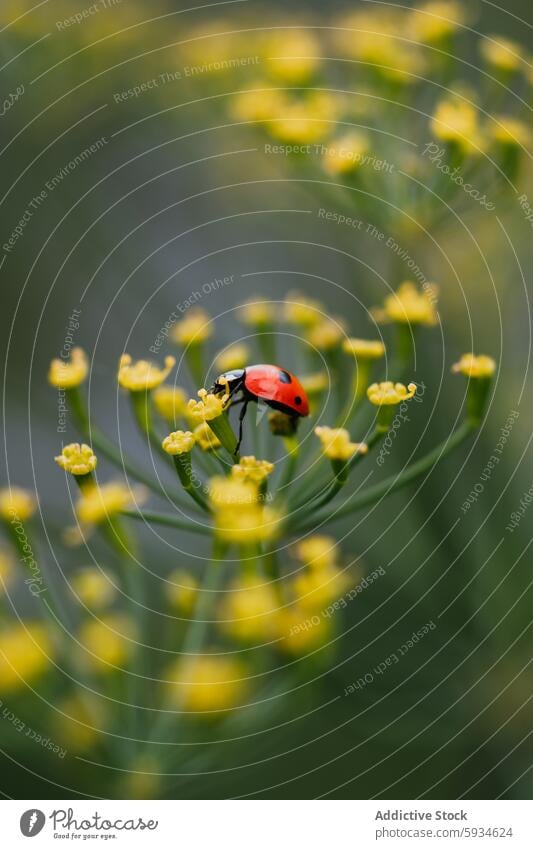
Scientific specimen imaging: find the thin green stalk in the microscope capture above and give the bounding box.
[276,435,299,497]
[295,420,475,532]
[120,509,212,535]
[171,454,210,512]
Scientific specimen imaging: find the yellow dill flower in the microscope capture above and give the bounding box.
[480,36,523,72]
[0,623,52,693]
[215,504,282,544]
[264,30,320,83]
[167,655,249,712]
[0,551,13,593]
[292,564,352,611]
[268,92,338,145]
[0,487,36,522]
[300,372,328,396]
[165,569,198,614]
[218,577,279,642]
[54,443,97,476]
[294,535,338,570]
[194,421,222,452]
[268,410,299,436]
[187,387,229,425]
[231,456,274,484]
[283,291,323,326]
[343,338,385,359]
[79,615,133,672]
[307,318,345,351]
[274,607,331,655]
[315,426,368,461]
[431,98,484,154]
[162,430,195,455]
[208,476,258,509]
[367,381,417,406]
[118,354,175,392]
[76,482,146,525]
[152,385,188,423]
[71,567,116,609]
[239,299,275,327]
[452,353,496,379]
[215,343,251,372]
[48,347,88,389]
[322,132,370,176]
[374,281,438,326]
[54,693,105,753]
[171,308,212,346]
[232,85,287,124]
[490,116,531,147]
[409,1,466,44]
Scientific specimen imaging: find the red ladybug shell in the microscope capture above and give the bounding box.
[243,364,309,417]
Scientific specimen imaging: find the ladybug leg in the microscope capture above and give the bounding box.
[235,399,249,454]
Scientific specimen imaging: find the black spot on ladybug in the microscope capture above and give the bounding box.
[278,370,292,384]
[294,396,302,405]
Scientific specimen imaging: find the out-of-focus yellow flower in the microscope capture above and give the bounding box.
[231,456,274,484]
[374,281,438,326]
[452,353,496,378]
[55,443,97,476]
[48,347,88,389]
[166,569,198,614]
[71,568,116,610]
[232,85,287,123]
[76,482,146,525]
[268,92,338,144]
[480,36,523,72]
[300,372,328,396]
[152,385,188,423]
[118,354,175,392]
[307,318,345,350]
[409,1,466,44]
[0,487,37,522]
[54,693,106,753]
[490,116,531,147]
[343,338,386,359]
[367,381,417,405]
[0,551,13,593]
[215,343,251,372]
[264,30,320,83]
[215,504,282,544]
[120,755,162,800]
[162,430,195,455]
[268,410,299,436]
[239,299,276,327]
[322,132,370,175]
[171,308,212,346]
[292,565,352,611]
[294,535,338,570]
[167,655,249,712]
[0,623,52,693]
[79,615,133,672]
[283,291,323,326]
[274,607,331,655]
[187,387,229,425]
[218,577,279,642]
[431,98,484,154]
[315,427,368,461]
[208,476,258,509]
[194,421,222,452]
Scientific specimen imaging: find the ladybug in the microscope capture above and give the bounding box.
[210,364,309,453]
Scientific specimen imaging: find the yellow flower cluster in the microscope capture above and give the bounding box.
[480,36,523,73]
[231,456,274,484]
[152,385,188,422]
[452,354,496,379]
[208,475,281,544]
[187,386,230,425]
[283,291,323,326]
[48,347,88,389]
[79,614,134,672]
[0,487,36,522]
[431,98,484,155]
[162,430,195,456]
[76,482,146,525]
[374,282,438,326]
[215,343,251,372]
[167,655,248,713]
[193,422,222,452]
[307,317,345,351]
[71,568,117,610]
[172,308,212,345]
[239,300,275,327]
[262,30,320,84]
[165,569,198,615]
[367,382,417,406]
[218,577,279,642]
[55,443,97,476]
[343,338,386,359]
[315,427,368,461]
[0,623,52,693]
[118,354,175,392]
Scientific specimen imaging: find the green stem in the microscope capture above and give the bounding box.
[276,435,299,497]
[295,420,475,532]
[208,413,240,462]
[171,454,210,512]
[120,509,212,535]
